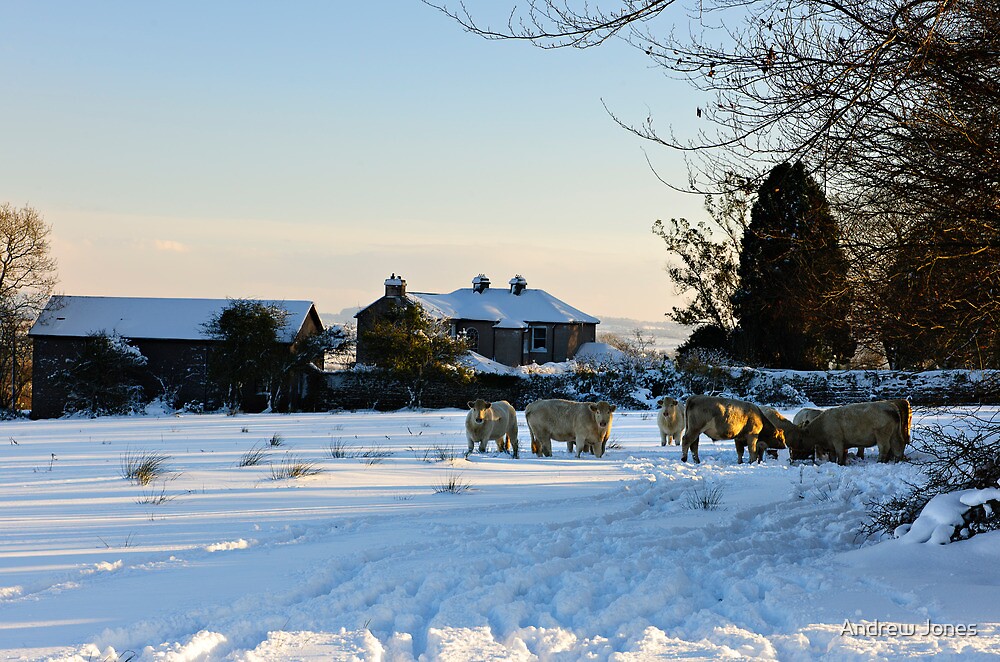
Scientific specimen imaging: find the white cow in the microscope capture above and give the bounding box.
[465,399,519,458]
[682,395,786,464]
[525,399,616,458]
[797,401,908,465]
[657,397,685,446]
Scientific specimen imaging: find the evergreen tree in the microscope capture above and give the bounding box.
[203,300,290,411]
[732,162,854,369]
[55,332,148,416]
[359,302,472,408]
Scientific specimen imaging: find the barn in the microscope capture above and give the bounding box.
[29,296,324,418]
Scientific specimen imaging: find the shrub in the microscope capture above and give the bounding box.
[57,333,148,416]
[270,455,323,480]
[136,484,177,505]
[411,445,457,463]
[120,449,169,486]
[238,444,268,467]
[329,438,355,458]
[684,483,725,510]
[865,410,1000,540]
[358,445,393,464]
[434,471,472,494]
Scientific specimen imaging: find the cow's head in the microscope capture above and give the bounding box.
[658,397,679,412]
[588,401,616,457]
[751,418,787,462]
[786,418,831,460]
[467,399,492,424]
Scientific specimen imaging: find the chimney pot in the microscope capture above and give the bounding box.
[384,273,406,297]
[509,274,527,295]
[472,274,491,294]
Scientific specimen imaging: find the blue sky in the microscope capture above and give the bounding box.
[1,1,707,322]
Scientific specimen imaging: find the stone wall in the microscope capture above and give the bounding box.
[306,366,1000,413]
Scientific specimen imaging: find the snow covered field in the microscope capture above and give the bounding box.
[2,407,999,661]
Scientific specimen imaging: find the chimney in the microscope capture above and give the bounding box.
[509,274,527,296]
[472,274,491,294]
[384,273,406,297]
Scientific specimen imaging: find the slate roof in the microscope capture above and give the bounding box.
[29,296,319,344]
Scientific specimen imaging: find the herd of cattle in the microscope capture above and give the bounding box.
[465,395,912,465]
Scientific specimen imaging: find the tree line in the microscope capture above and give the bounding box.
[433,0,999,370]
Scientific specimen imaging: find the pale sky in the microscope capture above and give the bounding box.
[1,1,708,323]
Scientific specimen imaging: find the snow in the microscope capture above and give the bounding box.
[2,407,999,660]
[460,352,515,375]
[408,287,599,326]
[898,487,1000,544]
[573,342,627,363]
[29,296,317,343]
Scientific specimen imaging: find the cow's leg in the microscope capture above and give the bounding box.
[681,430,695,462]
[735,438,746,464]
[575,434,585,458]
[858,446,866,460]
[660,431,668,446]
[837,443,848,466]
[748,434,762,463]
[467,436,475,455]
[536,434,551,457]
[566,440,575,454]
[509,427,519,459]
[876,435,893,463]
[478,439,488,453]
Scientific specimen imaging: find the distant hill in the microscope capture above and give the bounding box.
[319,307,362,328]
[596,316,689,354]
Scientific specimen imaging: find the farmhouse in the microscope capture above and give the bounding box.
[355,274,599,367]
[29,296,324,418]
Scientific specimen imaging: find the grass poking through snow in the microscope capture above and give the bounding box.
[120,449,170,486]
[270,455,323,480]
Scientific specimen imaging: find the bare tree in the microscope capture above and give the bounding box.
[432,0,1000,366]
[652,188,747,332]
[0,204,57,412]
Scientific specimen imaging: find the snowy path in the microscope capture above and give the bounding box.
[1,410,999,660]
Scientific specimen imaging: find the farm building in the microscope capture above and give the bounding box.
[355,274,599,367]
[28,296,324,418]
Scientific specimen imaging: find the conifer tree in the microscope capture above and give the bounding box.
[732,162,854,369]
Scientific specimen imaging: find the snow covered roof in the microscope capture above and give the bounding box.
[29,296,320,343]
[407,287,599,326]
[494,318,528,330]
[573,342,626,362]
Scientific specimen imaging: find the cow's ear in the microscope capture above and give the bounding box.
[610,405,617,412]
[467,401,475,409]
[484,401,492,408]
[656,399,663,407]
[589,403,599,412]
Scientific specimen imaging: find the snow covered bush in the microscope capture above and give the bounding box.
[866,410,1000,542]
[55,332,148,416]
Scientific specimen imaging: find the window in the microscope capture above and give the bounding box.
[463,327,480,352]
[530,326,547,352]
